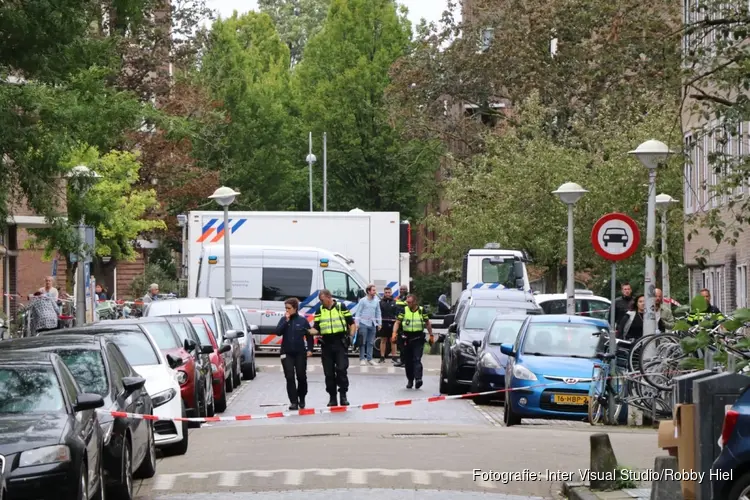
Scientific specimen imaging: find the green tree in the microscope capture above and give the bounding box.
[197,11,304,210]
[29,145,165,290]
[293,0,441,218]
[258,0,331,66]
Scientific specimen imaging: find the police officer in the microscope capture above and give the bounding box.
[276,298,314,410]
[392,293,434,389]
[312,289,357,406]
[392,285,408,367]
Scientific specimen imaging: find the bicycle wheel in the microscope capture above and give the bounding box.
[627,335,651,372]
[639,334,684,391]
[610,372,626,424]
[588,365,605,425]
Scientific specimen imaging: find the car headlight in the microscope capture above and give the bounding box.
[152,388,177,408]
[19,445,71,467]
[480,353,501,369]
[176,370,188,385]
[512,365,537,381]
[211,363,219,374]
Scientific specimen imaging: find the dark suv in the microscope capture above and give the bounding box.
[438,289,542,395]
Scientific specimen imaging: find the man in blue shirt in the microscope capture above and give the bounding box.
[354,284,382,366]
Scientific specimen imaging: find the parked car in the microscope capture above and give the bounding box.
[189,316,231,412]
[470,313,528,403]
[41,324,189,455]
[535,290,611,320]
[499,314,610,426]
[144,298,243,391]
[712,382,750,500]
[222,304,258,380]
[439,290,543,395]
[0,335,156,498]
[0,350,105,500]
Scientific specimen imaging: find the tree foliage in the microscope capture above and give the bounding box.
[293,0,441,218]
[258,0,331,66]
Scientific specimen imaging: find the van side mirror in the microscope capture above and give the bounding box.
[357,289,366,299]
[515,278,525,289]
[443,314,455,328]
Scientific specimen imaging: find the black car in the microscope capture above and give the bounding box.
[439,294,543,395]
[0,350,105,500]
[0,335,156,499]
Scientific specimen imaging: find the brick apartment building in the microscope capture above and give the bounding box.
[681,3,750,314]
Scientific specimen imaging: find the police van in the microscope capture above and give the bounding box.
[196,244,368,351]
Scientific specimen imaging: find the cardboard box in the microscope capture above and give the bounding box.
[657,420,679,457]
[674,404,696,500]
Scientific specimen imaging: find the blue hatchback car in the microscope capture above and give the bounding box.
[499,314,610,426]
[712,382,750,500]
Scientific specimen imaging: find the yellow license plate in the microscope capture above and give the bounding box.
[552,394,588,405]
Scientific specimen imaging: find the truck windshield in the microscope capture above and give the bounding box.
[481,258,518,287]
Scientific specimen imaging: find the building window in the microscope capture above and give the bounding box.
[737,264,748,310]
[684,134,694,214]
[714,268,723,312]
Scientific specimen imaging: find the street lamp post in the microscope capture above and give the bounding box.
[66,165,101,326]
[208,187,240,305]
[552,182,588,315]
[629,140,674,337]
[655,194,678,302]
[176,214,188,281]
[306,132,316,212]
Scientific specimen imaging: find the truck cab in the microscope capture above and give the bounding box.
[462,244,531,292]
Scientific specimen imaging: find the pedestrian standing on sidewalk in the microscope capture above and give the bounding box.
[312,289,357,407]
[378,286,399,363]
[354,284,381,366]
[392,285,408,367]
[276,298,314,410]
[392,293,434,389]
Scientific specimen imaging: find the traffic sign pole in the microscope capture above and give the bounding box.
[591,212,641,425]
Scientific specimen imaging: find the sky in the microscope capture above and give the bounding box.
[206,0,455,27]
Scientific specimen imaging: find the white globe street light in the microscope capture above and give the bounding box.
[306,152,316,212]
[209,186,240,305]
[66,165,101,326]
[655,193,678,302]
[552,182,588,315]
[629,140,674,336]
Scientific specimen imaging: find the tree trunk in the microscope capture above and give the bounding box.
[65,258,76,294]
[544,265,560,294]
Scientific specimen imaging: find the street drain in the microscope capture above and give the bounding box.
[284,433,341,439]
[390,433,452,438]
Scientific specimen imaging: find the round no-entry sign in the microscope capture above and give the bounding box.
[591,213,640,261]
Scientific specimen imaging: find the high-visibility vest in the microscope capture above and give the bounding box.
[401,306,427,333]
[314,302,350,335]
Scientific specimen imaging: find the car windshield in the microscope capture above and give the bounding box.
[488,319,525,345]
[223,309,243,330]
[464,307,511,330]
[191,320,213,346]
[105,331,160,366]
[0,366,65,413]
[56,349,108,396]
[143,323,180,350]
[522,323,604,357]
[198,314,218,336]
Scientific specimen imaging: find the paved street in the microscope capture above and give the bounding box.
[134,354,660,500]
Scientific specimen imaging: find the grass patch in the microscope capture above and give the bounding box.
[616,465,637,489]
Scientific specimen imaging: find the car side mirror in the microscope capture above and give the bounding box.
[437,332,446,342]
[224,330,238,340]
[219,344,232,354]
[500,343,515,357]
[184,339,197,352]
[74,393,105,412]
[448,323,457,333]
[249,324,259,332]
[200,345,214,355]
[227,329,244,338]
[472,340,481,348]
[166,354,183,369]
[122,376,146,394]
[443,314,455,328]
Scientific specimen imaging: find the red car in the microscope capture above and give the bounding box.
[189,316,231,412]
[138,317,206,419]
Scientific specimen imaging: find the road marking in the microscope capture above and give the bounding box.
[284,470,304,485]
[218,471,240,486]
[226,381,250,408]
[411,470,430,485]
[152,474,176,490]
[348,469,367,484]
[470,401,501,428]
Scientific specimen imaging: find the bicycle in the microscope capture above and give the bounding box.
[588,350,624,425]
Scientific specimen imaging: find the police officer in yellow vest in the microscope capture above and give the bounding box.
[392,293,434,389]
[392,285,408,367]
[312,289,357,406]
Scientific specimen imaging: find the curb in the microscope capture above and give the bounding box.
[562,482,600,500]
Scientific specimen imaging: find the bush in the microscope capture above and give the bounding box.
[412,272,453,308]
[128,263,180,299]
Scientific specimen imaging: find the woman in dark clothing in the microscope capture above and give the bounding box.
[276,297,314,410]
[617,294,665,340]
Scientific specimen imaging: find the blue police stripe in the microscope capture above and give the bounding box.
[231,219,247,233]
[202,218,218,233]
[300,291,319,307]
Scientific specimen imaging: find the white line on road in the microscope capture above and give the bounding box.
[348,469,367,484]
[411,470,430,485]
[226,381,250,408]
[284,470,304,485]
[218,471,240,487]
[469,401,502,428]
[152,474,176,490]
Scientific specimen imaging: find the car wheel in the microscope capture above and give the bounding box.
[134,422,156,479]
[233,360,241,386]
[470,372,490,405]
[503,397,521,427]
[206,384,216,417]
[225,370,234,393]
[728,471,750,500]
[215,381,227,413]
[439,362,449,394]
[164,403,189,456]
[110,438,133,500]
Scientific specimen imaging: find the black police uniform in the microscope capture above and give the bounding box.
[276,312,314,409]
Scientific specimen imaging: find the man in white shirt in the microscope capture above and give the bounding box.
[39,276,59,300]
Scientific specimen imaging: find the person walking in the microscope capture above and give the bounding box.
[617,295,665,341]
[392,285,408,367]
[613,282,635,326]
[28,291,60,335]
[276,298,314,410]
[312,289,357,407]
[655,288,675,331]
[354,284,381,366]
[378,286,399,363]
[392,293,434,389]
[142,283,159,304]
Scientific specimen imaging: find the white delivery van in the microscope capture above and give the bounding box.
[196,244,368,351]
[461,244,532,292]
